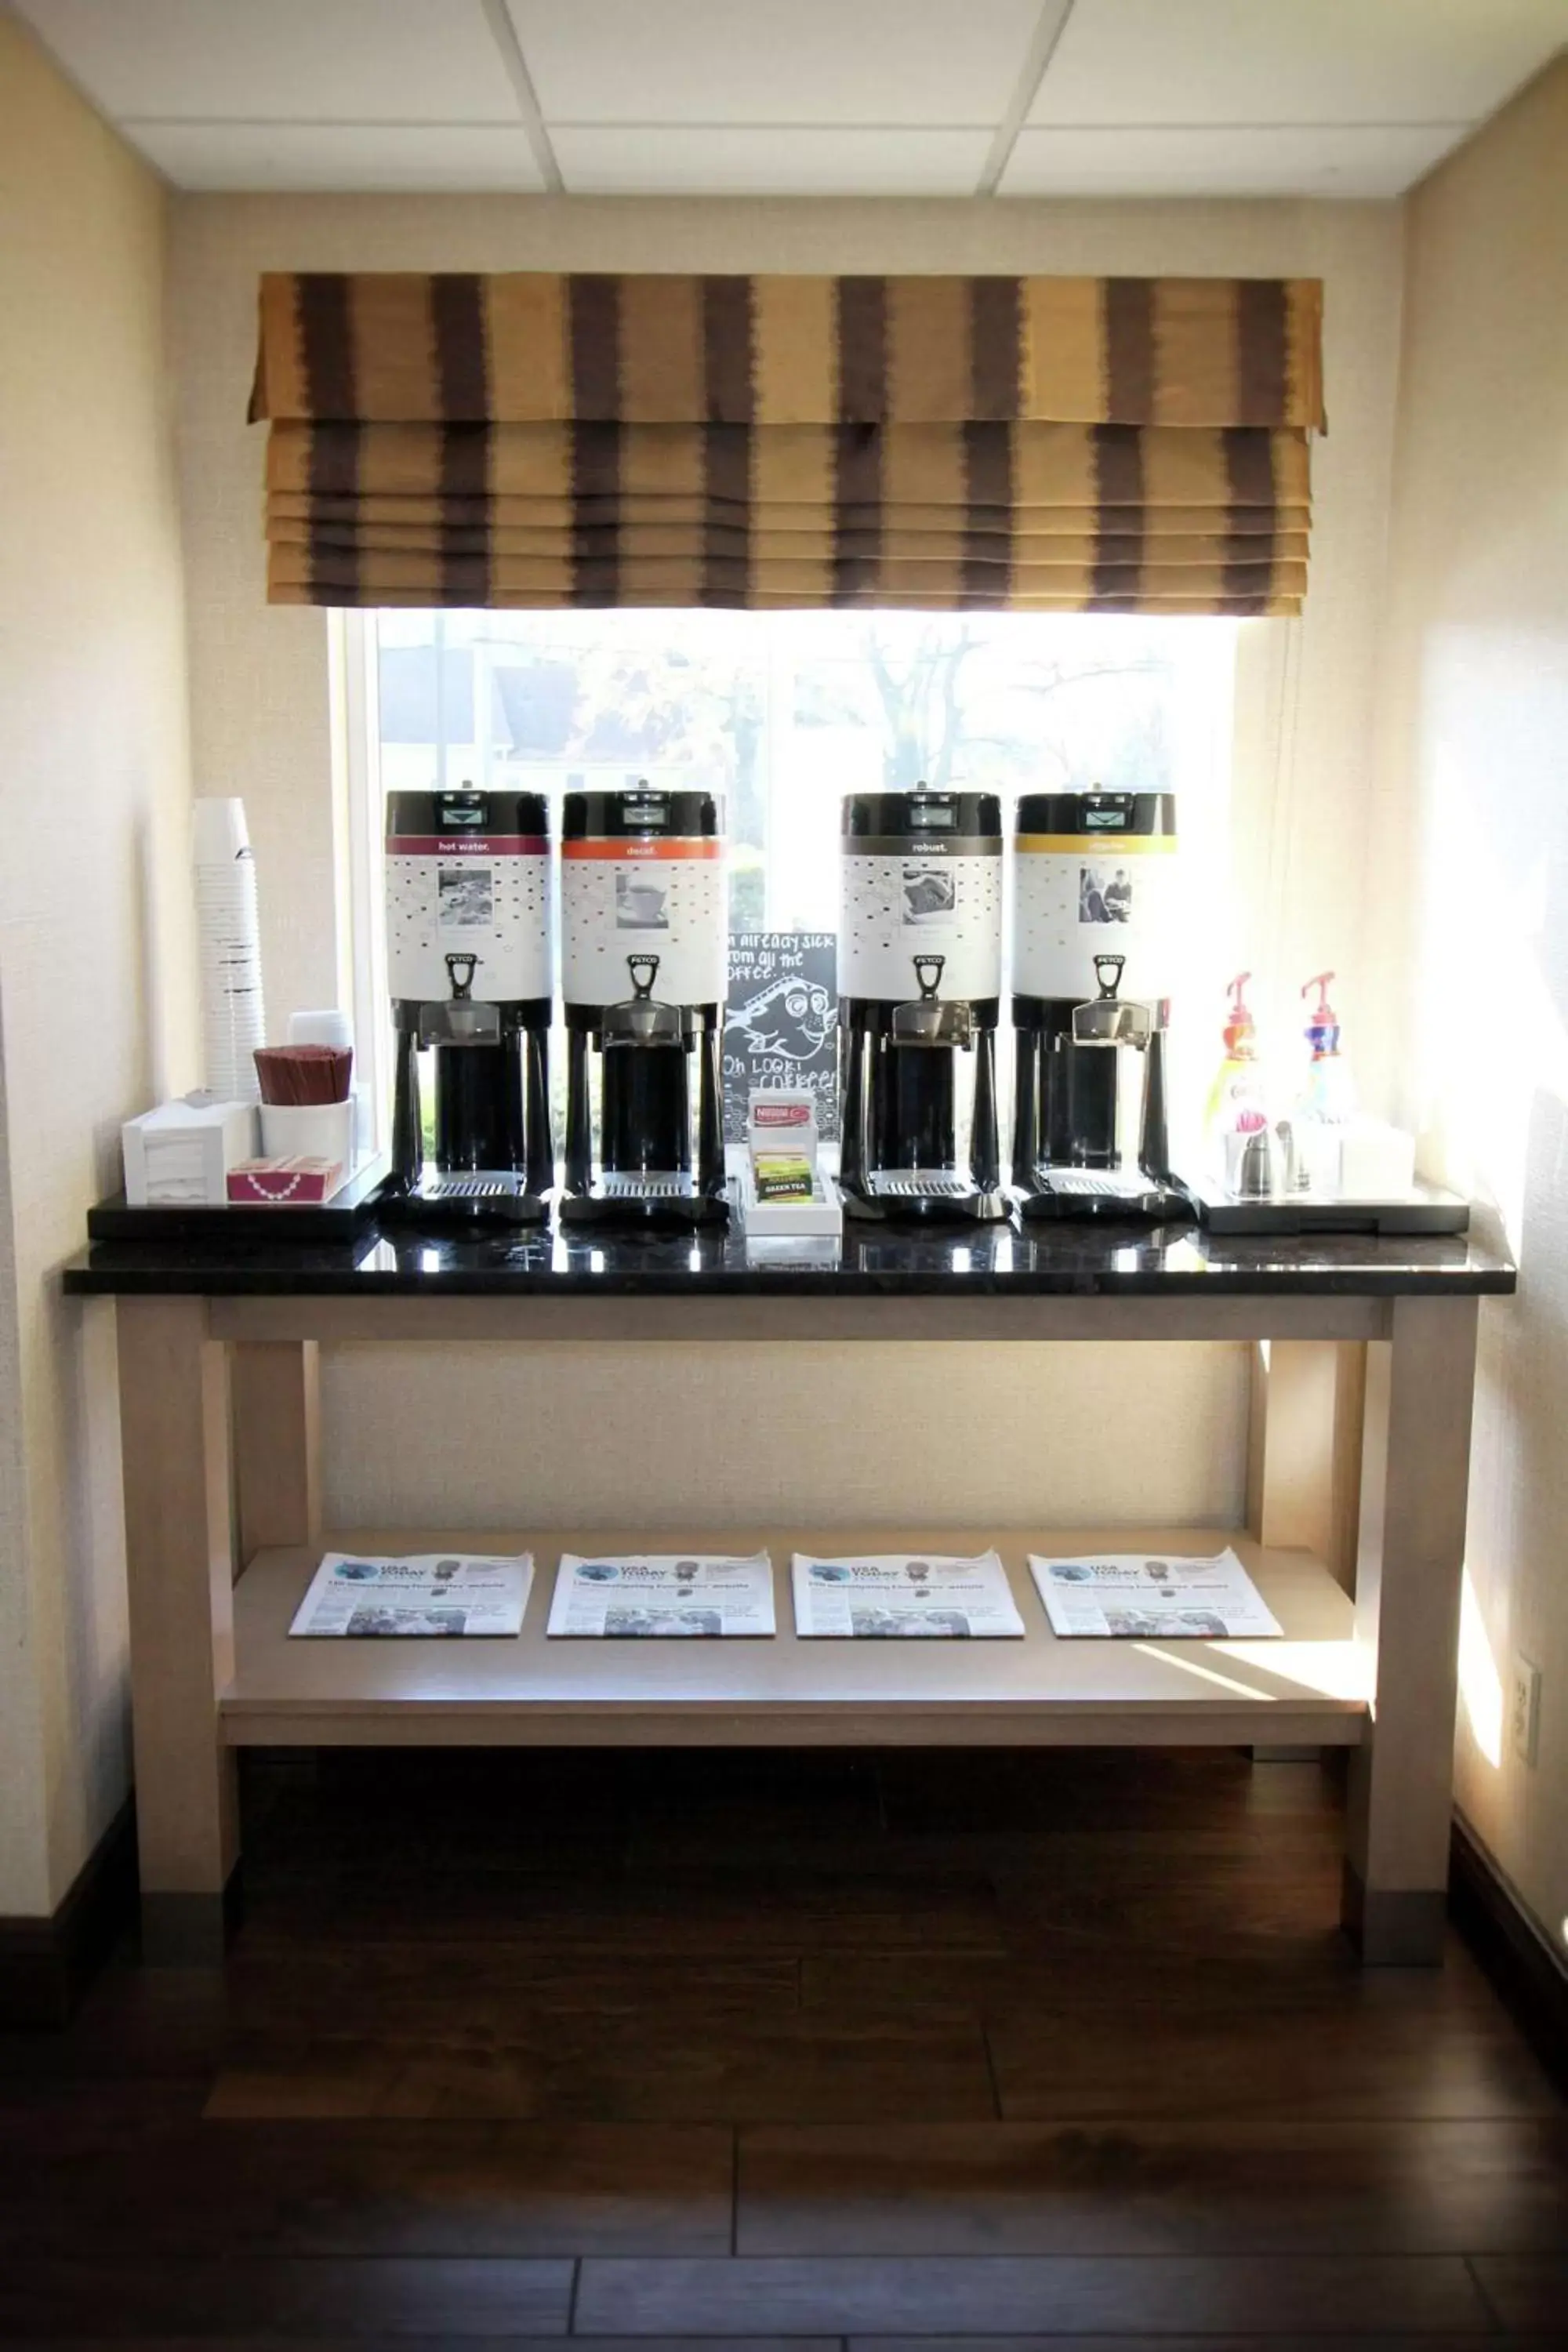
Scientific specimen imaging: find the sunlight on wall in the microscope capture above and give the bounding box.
[1458,1561,1504,1769]
[1414,644,1568,1254]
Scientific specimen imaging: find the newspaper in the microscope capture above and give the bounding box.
[1029,1548,1283,1639]
[793,1551,1025,1639]
[548,1552,775,1637]
[289,1551,532,1638]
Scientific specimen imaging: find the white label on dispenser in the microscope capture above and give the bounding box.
[1011,833,1178,1004]
[837,850,1002,1004]
[386,837,552,1003]
[561,843,728,1009]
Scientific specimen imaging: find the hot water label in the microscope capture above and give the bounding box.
[386,839,551,1004]
[561,837,728,1010]
[837,847,1002,1004]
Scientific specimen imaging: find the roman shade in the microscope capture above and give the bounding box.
[252,272,1323,615]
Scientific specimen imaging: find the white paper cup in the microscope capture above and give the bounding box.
[288,1007,354,1052]
[260,1101,354,1167]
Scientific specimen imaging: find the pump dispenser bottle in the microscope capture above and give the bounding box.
[1285,971,1355,1192]
[1205,972,1272,1196]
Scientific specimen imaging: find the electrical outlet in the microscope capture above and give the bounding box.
[1510,1656,1541,1767]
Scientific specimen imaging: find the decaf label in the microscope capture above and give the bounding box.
[724,932,838,1144]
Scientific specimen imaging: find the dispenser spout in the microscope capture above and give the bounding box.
[1073,952,1152,1049]
[1221,972,1258,1059]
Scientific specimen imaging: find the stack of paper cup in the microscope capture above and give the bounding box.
[194,797,266,1103]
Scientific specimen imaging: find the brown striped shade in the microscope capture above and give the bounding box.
[252,273,1323,615]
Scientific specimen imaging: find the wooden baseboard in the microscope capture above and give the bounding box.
[1450,1813,1568,2089]
[0,1799,138,2029]
[141,1865,245,1966]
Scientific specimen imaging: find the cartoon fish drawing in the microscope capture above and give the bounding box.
[727,972,835,1061]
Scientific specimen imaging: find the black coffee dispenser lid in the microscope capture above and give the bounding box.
[841,788,1001,848]
[387,785,550,841]
[1016,789,1176,837]
[564,784,724,840]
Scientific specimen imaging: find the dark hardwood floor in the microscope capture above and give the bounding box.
[2,1746,1564,2348]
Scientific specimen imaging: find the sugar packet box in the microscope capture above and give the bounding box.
[227,1155,345,1206]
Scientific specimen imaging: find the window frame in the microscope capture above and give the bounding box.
[334,607,392,1155]
[336,605,1255,1168]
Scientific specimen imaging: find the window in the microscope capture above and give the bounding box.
[347,609,1240,1150]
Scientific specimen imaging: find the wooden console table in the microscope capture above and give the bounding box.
[64,1218,1513,1969]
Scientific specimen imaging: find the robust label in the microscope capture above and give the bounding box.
[838,848,1002,1004]
[561,839,728,1009]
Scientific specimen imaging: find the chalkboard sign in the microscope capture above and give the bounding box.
[724,932,838,1143]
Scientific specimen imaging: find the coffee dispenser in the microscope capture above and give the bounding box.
[1011,788,1191,1221]
[559,784,728,1228]
[837,787,1005,1222]
[384,786,553,1225]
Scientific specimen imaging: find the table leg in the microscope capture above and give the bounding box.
[1247,1337,1366,1587]
[1246,1336,1367,1763]
[1342,1294,1479,1964]
[115,1297,239,1962]
[233,1340,321,1561]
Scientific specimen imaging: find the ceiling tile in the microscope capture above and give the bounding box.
[1029,0,1568,129]
[553,124,993,197]
[1001,122,1466,199]
[508,0,1047,125]
[13,0,522,124]
[122,122,546,194]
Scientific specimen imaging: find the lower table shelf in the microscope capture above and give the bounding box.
[223,1526,1369,1749]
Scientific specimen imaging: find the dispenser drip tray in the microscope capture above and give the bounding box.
[841,1166,1010,1224]
[1034,1171,1138,1202]
[377,1169,549,1228]
[427,1174,524,1202]
[597,1171,703,1201]
[558,1169,729,1229]
[1021,1167,1196,1223]
[866,1169,975,1202]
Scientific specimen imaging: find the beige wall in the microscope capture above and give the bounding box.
[169,192,1403,1530]
[1370,61,1568,1954]
[0,15,196,1915]
[323,1340,1250,1532]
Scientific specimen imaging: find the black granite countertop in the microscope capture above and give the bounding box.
[61,1210,1516,1298]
